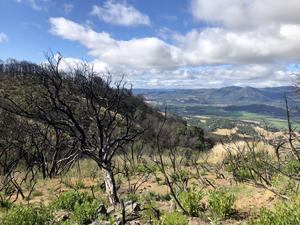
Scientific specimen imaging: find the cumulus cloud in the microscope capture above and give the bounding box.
[190,0,300,30]
[49,17,181,70]
[49,0,300,88]
[43,54,110,75]
[176,25,300,65]
[129,64,295,88]
[50,17,300,69]
[60,57,109,73]
[0,33,8,43]
[91,0,150,26]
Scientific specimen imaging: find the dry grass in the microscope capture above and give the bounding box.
[204,140,276,165]
[212,128,238,136]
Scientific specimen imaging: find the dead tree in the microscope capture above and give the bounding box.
[0,54,144,205]
[0,110,38,203]
[153,109,188,214]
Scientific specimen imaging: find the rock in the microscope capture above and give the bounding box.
[128,221,141,225]
[169,200,176,211]
[89,220,100,225]
[125,202,141,215]
[132,202,141,213]
[124,200,134,206]
[107,206,115,214]
[89,220,112,225]
[53,210,71,223]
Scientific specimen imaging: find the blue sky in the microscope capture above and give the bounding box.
[1,0,300,88]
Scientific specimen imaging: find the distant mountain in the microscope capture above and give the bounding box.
[133,86,299,120]
[133,86,297,107]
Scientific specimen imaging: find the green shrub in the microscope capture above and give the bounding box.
[140,191,171,202]
[161,212,188,225]
[224,150,275,183]
[125,193,139,202]
[208,188,236,219]
[178,188,204,217]
[171,170,190,190]
[1,205,53,225]
[284,158,300,175]
[71,200,99,225]
[140,198,160,224]
[74,180,86,190]
[248,198,300,225]
[50,191,93,211]
[0,194,13,209]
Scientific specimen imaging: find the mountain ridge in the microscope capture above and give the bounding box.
[133,86,297,107]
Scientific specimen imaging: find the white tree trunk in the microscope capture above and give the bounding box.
[102,166,119,205]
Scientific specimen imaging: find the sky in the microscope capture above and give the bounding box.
[0,0,300,88]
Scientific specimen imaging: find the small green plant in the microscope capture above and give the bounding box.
[70,200,99,225]
[140,197,160,224]
[1,205,53,225]
[284,158,300,175]
[171,170,190,190]
[178,188,204,217]
[74,180,86,190]
[0,194,13,209]
[161,212,188,225]
[125,193,139,202]
[208,188,236,220]
[248,197,300,225]
[50,191,94,211]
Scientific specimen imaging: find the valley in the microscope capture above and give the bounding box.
[134,86,300,131]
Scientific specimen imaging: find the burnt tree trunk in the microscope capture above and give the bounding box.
[102,163,120,205]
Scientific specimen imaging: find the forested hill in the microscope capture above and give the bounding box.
[0,59,212,153]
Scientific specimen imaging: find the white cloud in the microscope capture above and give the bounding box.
[128,64,294,88]
[175,25,300,65]
[60,57,109,73]
[50,17,300,69]
[190,0,300,30]
[0,33,8,43]
[50,0,300,89]
[49,17,181,70]
[91,0,150,26]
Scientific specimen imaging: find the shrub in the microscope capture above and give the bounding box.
[74,180,86,190]
[140,198,160,224]
[0,194,13,209]
[248,198,300,225]
[284,158,300,175]
[50,191,94,211]
[161,212,188,225]
[224,150,275,183]
[71,200,99,225]
[1,205,53,225]
[178,188,204,217]
[125,193,139,202]
[171,170,190,190]
[208,188,236,220]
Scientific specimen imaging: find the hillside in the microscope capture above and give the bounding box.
[0,60,212,157]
